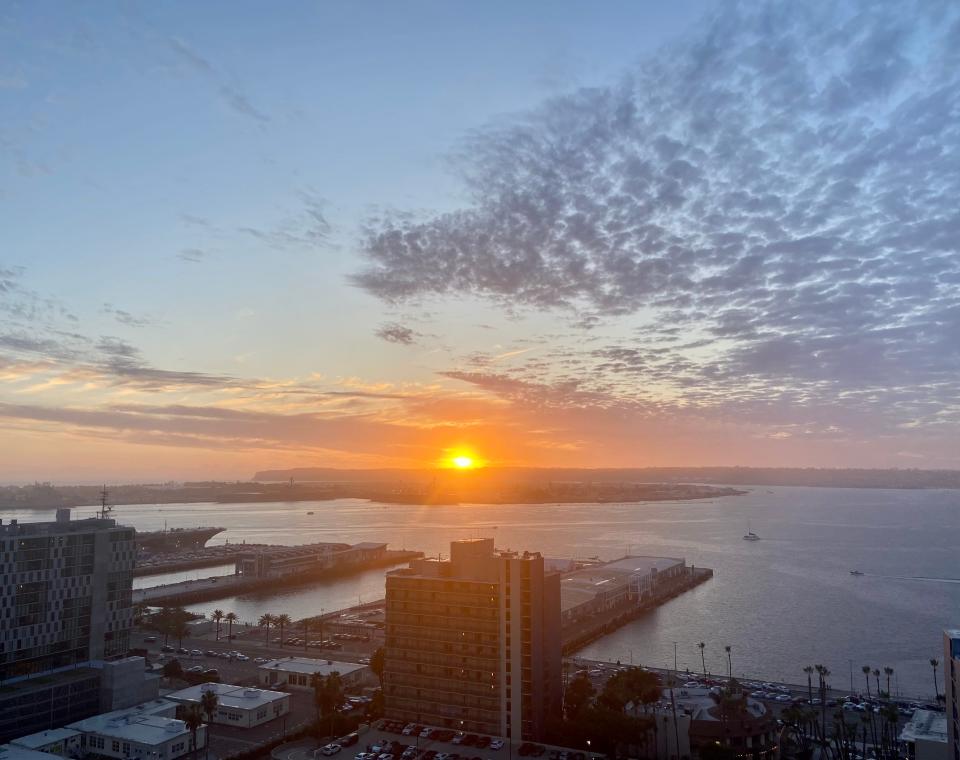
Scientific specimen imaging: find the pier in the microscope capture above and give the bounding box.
[134,548,423,606]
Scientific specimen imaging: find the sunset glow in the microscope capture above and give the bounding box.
[452,455,475,470]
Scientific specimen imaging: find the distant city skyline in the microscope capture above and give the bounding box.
[2,0,959,481]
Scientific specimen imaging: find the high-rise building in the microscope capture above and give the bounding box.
[945,629,960,760]
[0,509,135,681]
[384,538,561,742]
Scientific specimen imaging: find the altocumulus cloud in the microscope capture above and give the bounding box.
[353,0,960,423]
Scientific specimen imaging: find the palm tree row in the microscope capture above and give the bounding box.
[692,641,733,677]
[207,609,239,641]
[256,612,293,647]
[860,663,897,698]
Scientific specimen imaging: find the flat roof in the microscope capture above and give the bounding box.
[350,542,387,550]
[598,556,685,574]
[9,728,81,749]
[259,657,367,677]
[167,682,288,710]
[67,700,185,745]
[900,710,948,744]
[0,746,63,760]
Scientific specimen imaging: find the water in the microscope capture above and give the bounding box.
[4,486,957,698]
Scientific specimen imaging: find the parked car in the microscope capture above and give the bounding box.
[489,741,504,751]
[339,734,359,748]
[161,645,175,653]
[321,745,342,756]
[144,636,158,643]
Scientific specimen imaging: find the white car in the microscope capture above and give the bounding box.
[419,729,432,739]
[490,740,504,751]
[355,755,375,760]
[235,654,249,661]
[776,694,792,703]
[321,745,341,756]
[402,725,416,736]
[452,734,466,745]
[254,657,268,664]
[187,665,204,673]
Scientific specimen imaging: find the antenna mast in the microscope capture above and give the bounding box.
[99,484,113,519]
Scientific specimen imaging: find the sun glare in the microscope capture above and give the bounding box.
[452,455,475,469]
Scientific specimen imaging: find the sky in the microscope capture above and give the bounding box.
[1,0,959,482]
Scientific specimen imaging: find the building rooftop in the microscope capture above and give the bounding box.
[900,709,948,745]
[0,516,120,537]
[598,556,686,575]
[259,657,366,677]
[167,683,287,710]
[559,555,685,611]
[350,542,388,551]
[665,687,769,723]
[9,728,81,749]
[0,745,63,760]
[66,700,184,745]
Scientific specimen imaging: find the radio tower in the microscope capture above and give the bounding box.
[98,484,113,519]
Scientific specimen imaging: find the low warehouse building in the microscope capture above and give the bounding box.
[259,657,368,691]
[166,683,290,729]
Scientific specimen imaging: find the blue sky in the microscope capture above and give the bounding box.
[2,0,959,481]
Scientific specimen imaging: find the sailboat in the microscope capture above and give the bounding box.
[743,520,760,541]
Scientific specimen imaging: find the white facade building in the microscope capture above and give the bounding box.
[8,728,82,757]
[901,709,949,760]
[66,700,202,760]
[165,683,289,728]
[258,657,367,691]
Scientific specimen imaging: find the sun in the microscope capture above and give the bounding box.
[452,455,475,469]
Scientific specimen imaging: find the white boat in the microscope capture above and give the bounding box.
[743,521,760,541]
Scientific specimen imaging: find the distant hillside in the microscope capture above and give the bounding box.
[253,466,960,490]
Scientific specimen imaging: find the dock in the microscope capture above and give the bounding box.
[134,548,423,606]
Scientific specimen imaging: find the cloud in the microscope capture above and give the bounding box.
[168,37,269,124]
[178,248,206,262]
[102,304,152,327]
[352,0,960,443]
[375,322,419,345]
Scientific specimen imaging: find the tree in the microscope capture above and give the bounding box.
[883,666,894,698]
[133,602,151,626]
[930,659,940,700]
[162,658,183,679]
[258,613,276,645]
[724,645,732,678]
[312,671,345,739]
[698,642,707,676]
[302,618,310,653]
[183,704,204,760]
[370,646,386,689]
[224,612,238,640]
[862,665,872,698]
[200,690,218,760]
[815,665,831,749]
[276,614,292,648]
[803,665,814,704]
[873,669,881,696]
[367,689,385,721]
[564,672,596,720]
[211,610,224,641]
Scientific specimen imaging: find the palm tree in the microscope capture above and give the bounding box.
[200,690,218,760]
[930,659,940,700]
[724,645,732,678]
[698,642,707,676]
[873,668,881,696]
[258,613,275,645]
[210,610,224,642]
[816,665,831,748]
[276,614,292,648]
[862,665,872,698]
[803,665,814,704]
[883,666,894,697]
[224,612,238,640]
[183,704,204,760]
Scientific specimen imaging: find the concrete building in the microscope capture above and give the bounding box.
[258,657,368,691]
[901,709,949,760]
[0,747,65,760]
[383,538,562,742]
[559,556,686,625]
[9,728,82,757]
[945,630,960,760]
[0,510,135,682]
[166,683,289,728]
[67,700,201,760]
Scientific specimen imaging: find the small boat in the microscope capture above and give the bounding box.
[850,569,864,576]
[306,511,315,515]
[743,521,760,541]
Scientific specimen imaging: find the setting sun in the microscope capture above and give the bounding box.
[452,455,475,469]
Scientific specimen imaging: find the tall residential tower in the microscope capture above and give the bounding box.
[384,538,562,742]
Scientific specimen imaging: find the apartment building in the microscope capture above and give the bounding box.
[0,509,135,681]
[384,538,561,742]
[945,629,960,760]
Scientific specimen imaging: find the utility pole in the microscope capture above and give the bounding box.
[673,641,678,672]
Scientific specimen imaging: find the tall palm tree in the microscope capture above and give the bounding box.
[276,614,292,648]
[724,645,732,678]
[224,612,238,640]
[258,613,276,645]
[698,642,707,676]
[883,666,894,697]
[183,705,204,760]
[873,668,881,696]
[815,665,831,748]
[803,666,814,703]
[930,659,940,700]
[210,610,224,641]
[862,665,872,698]
[200,690,218,760]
